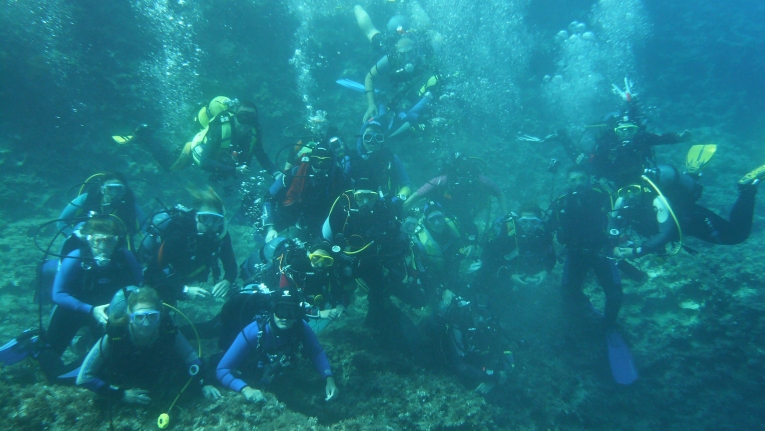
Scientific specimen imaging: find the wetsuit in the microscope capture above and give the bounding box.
[216,319,332,391]
[39,248,142,382]
[199,109,278,178]
[621,167,758,256]
[262,163,351,241]
[77,322,202,400]
[142,211,237,302]
[349,145,411,198]
[476,217,556,291]
[551,186,622,329]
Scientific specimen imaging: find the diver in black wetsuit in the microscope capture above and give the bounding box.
[550,165,622,331]
[613,163,765,258]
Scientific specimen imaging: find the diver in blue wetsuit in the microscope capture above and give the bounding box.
[37,217,142,382]
[216,287,337,403]
[57,172,145,248]
[349,120,413,201]
[550,165,622,331]
[262,142,352,243]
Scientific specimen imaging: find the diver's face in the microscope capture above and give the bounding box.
[101,180,126,206]
[87,233,120,266]
[273,313,296,330]
[354,189,379,210]
[425,211,446,234]
[567,171,590,193]
[129,302,161,338]
[362,127,385,153]
[517,212,542,233]
[235,106,257,129]
[196,205,225,236]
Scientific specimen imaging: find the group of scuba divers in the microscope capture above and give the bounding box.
[3,6,765,426]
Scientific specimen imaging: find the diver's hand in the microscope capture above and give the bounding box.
[533,271,547,286]
[265,227,278,243]
[234,165,250,179]
[202,385,222,400]
[511,274,528,285]
[211,280,231,297]
[320,306,345,320]
[363,104,378,123]
[474,381,496,395]
[241,386,265,403]
[91,304,109,326]
[123,388,151,405]
[677,130,693,142]
[325,377,338,401]
[184,285,211,300]
[614,247,634,259]
[465,260,483,274]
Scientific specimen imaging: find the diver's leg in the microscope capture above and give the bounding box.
[560,252,590,323]
[354,5,381,43]
[593,255,623,330]
[685,187,756,245]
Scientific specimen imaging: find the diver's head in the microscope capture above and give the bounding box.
[423,201,446,234]
[82,217,126,266]
[307,240,334,270]
[99,172,130,207]
[234,99,258,129]
[309,144,334,176]
[566,165,591,194]
[189,187,226,236]
[272,287,305,330]
[361,121,385,153]
[516,202,544,233]
[127,287,163,342]
[353,178,379,211]
[197,96,238,128]
[387,15,409,35]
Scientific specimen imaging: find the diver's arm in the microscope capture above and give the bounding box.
[364,57,388,122]
[251,120,280,176]
[634,197,677,257]
[479,175,508,215]
[354,5,380,43]
[77,335,124,399]
[198,124,236,175]
[216,322,260,392]
[52,250,92,314]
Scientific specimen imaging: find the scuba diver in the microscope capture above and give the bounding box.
[435,289,515,395]
[0,217,143,382]
[412,201,478,292]
[404,153,508,241]
[353,5,443,136]
[262,142,352,243]
[77,286,220,405]
[550,165,623,332]
[216,286,338,403]
[239,238,353,333]
[141,187,237,302]
[170,96,280,179]
[524,78,692,190]
[613,162,765,259]
[323,178,429,360]
[475,203,556,290]
[349,119,413,201]
[57,172,145,249]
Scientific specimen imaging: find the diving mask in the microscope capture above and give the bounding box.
[308,251,334,268]
[517,217,542,231]
[130,310,161,326]
[353,190,379,208]
[196,212,225,231]
[101,183,127,199]
[614,123,638,140]
[362,131,385,146]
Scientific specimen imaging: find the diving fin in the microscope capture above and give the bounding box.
[111,135,135,144]
[0,329,39,366]
[685,144,716,175]
[738,164,765,186]
[606,329,638,385]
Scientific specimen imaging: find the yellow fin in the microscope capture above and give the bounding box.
[112,135,134,144]
[686,144,716,174]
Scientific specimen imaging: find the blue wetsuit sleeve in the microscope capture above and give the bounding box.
[391,154,411,188]
[57,194,88,234]
[300,321,333,379]
[217,322,260,392]
[77,335,124,399]
[52,250,92,314]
